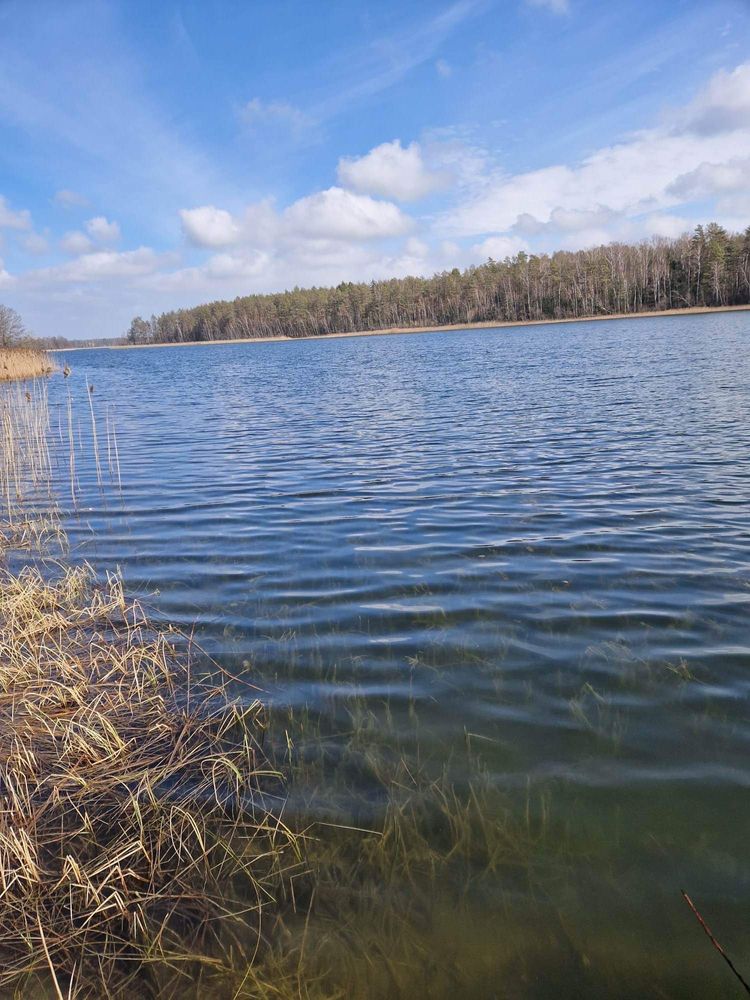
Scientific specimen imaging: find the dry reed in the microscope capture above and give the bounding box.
[0,382,57,550]
[0,565,298,997]
[0,348,54,383]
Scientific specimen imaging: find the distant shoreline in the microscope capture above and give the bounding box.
[56,303,750,352]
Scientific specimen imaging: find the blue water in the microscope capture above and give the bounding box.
[49,312,750,996]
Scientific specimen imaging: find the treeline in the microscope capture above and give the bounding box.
[32,336,124,350]
[0,305,122,350]
[126,222,750,345]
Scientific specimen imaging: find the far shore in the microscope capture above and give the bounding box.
[57,303,750,352]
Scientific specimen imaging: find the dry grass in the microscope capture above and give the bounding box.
[0,564,298,997]
[0,348,54,383]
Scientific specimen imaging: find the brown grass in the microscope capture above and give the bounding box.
[0,347,55,382]
[0,564,299,997]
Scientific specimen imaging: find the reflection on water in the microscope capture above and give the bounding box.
[50,312,750,996]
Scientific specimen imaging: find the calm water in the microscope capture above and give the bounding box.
[48,313,750,996]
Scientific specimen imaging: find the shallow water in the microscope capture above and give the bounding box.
[50,312,750,996]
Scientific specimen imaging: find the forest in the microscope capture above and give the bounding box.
[124,224,750,346]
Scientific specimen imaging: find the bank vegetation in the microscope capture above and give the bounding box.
[0,305,54,380]
[126,223,750,345]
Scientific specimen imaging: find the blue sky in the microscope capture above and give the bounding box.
[1,0,749,339]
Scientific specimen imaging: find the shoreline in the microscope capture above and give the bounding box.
[55,303,750,352]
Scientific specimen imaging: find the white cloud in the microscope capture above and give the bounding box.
[445,62,750,240]
[643,213,691,239]
[60,230,94,255]
[525,0,570,14]
[180,206,243,248]
[404,237,429,258]
[284,186,412,240]
[715,191,750,226]
[679,62,750,136]
[203,251,271,280]
[182,187,412,249]
[435,59,453,78]
[0,196,31,230]
[86,216,121,243]
[668,157,750,199]
[338,140,447,202]
[472,235,529,260]
[0,258,13,286]
[53,188,89,208]
[30,247,171,284]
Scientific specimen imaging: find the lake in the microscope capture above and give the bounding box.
[48,311,750,997]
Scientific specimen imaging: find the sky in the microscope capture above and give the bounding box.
[0,0,749,340]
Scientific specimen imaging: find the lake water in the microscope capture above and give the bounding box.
[49,312,750,997]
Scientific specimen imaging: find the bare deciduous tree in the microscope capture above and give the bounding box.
[0,305,27,348]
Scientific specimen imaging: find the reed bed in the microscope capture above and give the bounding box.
[0,348,54,383]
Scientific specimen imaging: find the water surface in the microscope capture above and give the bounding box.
[50,313,750,996]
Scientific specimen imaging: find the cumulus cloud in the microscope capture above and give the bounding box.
[0,196,31,230]
[284,186,412,240]
[181,188,411,249]
[180,206,244,248]
[338,140,447,202]
[86,216,121,243]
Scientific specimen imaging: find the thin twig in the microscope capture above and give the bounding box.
[681,890,750,995]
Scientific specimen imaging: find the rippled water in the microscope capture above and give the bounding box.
[49,312,750,997]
